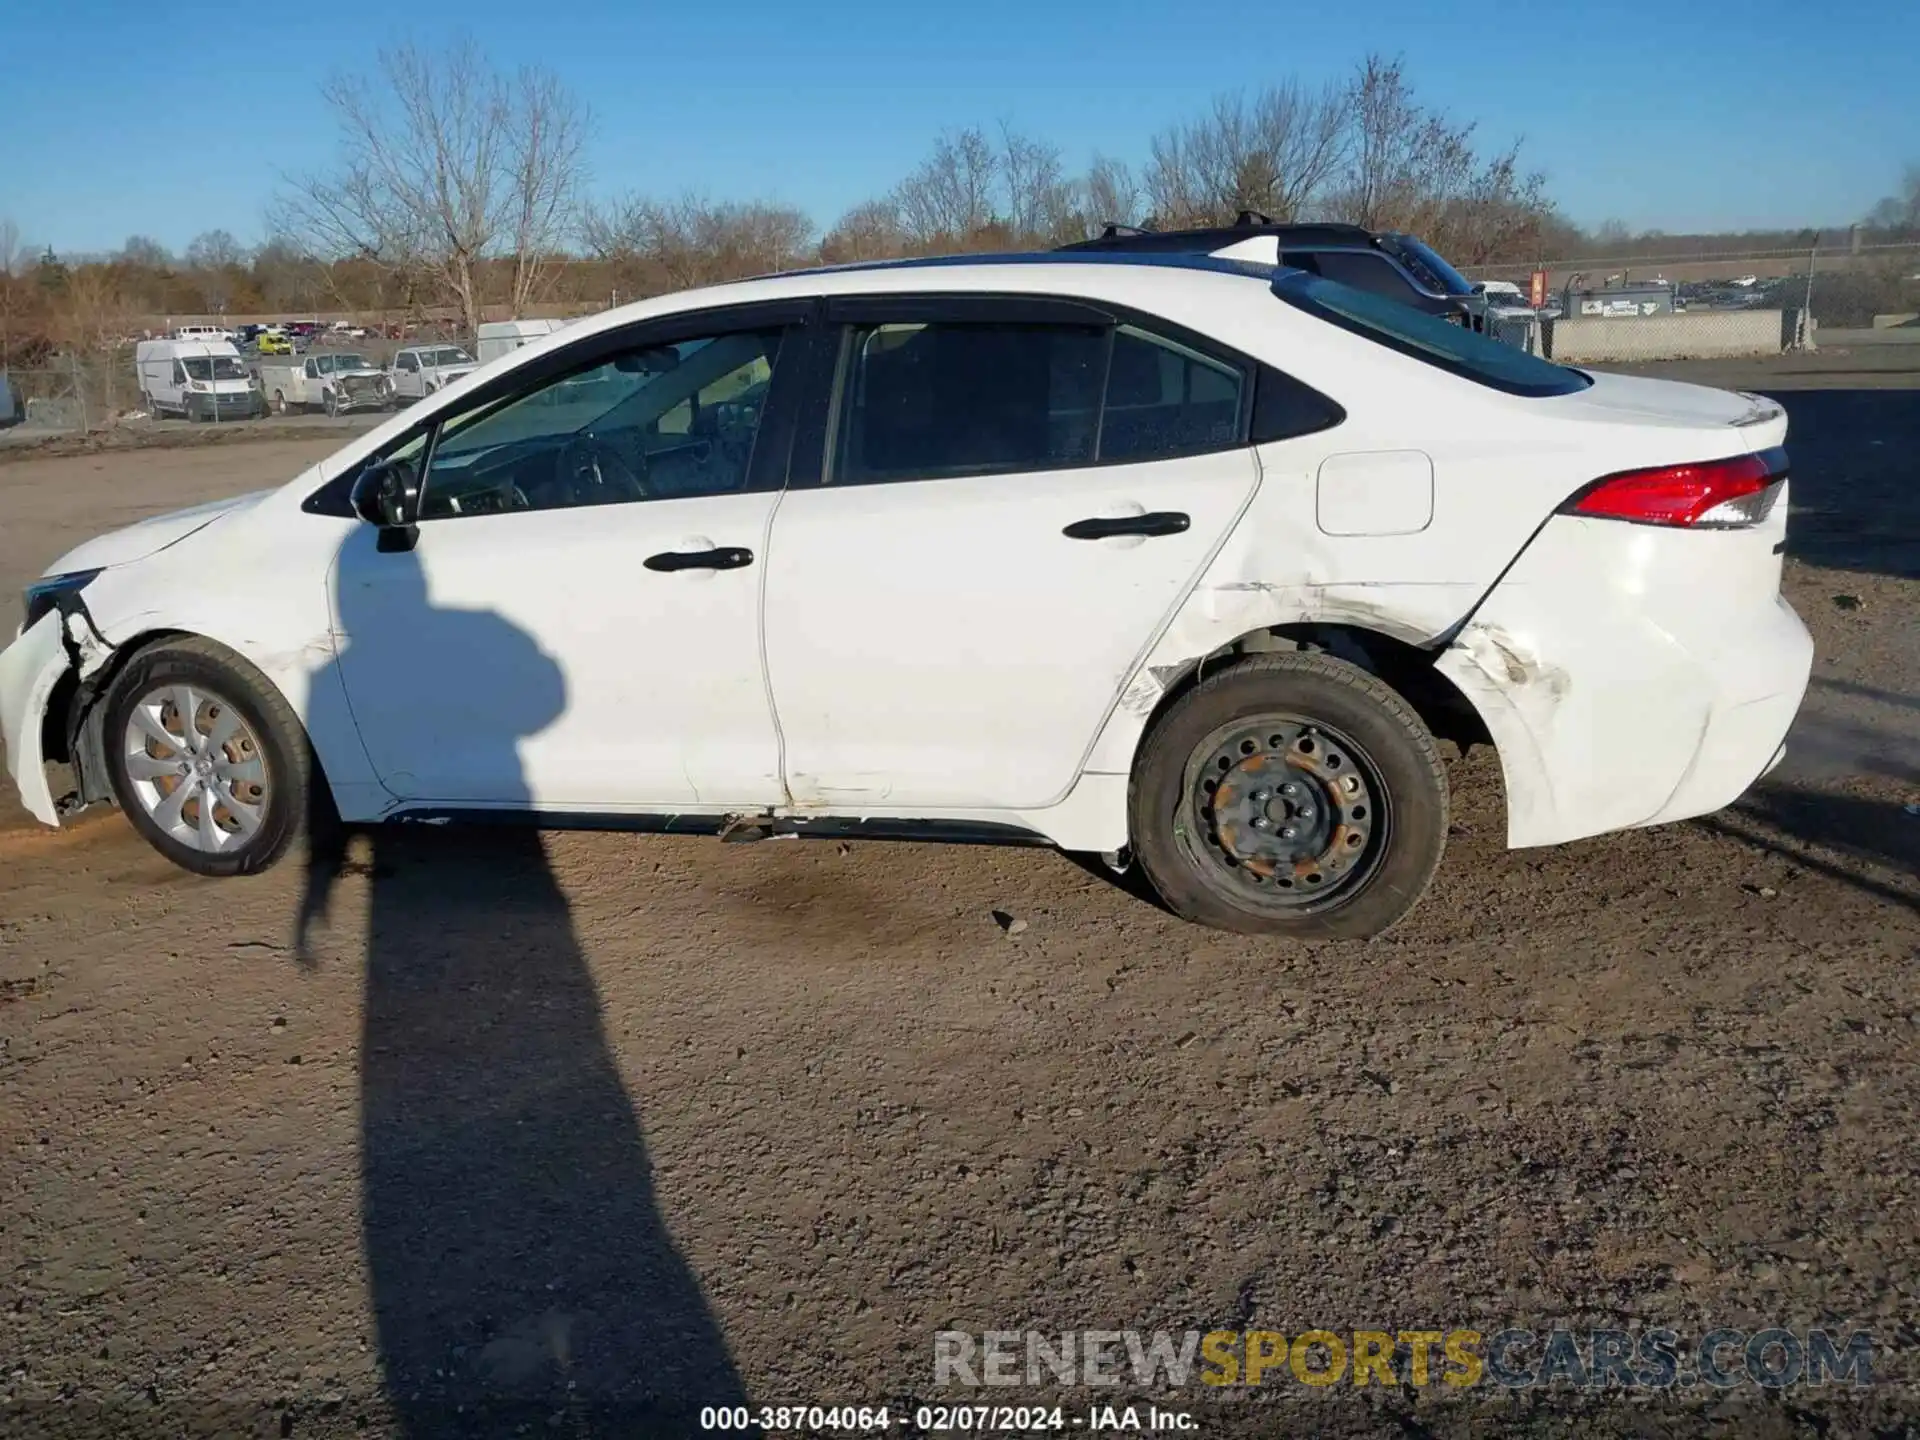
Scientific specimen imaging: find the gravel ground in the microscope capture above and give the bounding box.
[0,355,1914,1439]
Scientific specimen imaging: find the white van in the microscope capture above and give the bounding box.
[476,318,564,365]
[135,339,264,422]
[171,323,235,344]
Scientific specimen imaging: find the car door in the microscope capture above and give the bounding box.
[393,352,419,399]
[330,305,808,811]
[762,296,1262,811]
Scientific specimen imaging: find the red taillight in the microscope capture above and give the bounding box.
[1567,452,1783,528]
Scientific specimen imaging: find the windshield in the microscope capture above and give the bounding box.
[428,348,472,366]
[182,356,248,381]
[1274,271,1592,398]
[1387,237,1475,297]
[332,353,370,370]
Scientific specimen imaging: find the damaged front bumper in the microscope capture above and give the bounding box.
[0,606,112,827]
[331,379,393,413]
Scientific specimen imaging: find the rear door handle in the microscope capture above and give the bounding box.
[1062,511,1190,541]
[643,546,754,572]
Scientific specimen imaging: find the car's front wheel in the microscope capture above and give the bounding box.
[103,638,315,877]
[1129,652,1448,939]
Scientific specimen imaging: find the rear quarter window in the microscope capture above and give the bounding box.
[1275,271,1591,398]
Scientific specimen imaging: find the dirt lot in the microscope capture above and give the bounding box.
[0,355,1915,1438]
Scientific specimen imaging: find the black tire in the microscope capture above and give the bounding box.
[1129,652,1447,939]
[102,637,316,878]
[323,388,339,417]
[271,389,286,415]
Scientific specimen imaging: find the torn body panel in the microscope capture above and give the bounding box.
[0,613,75,826]
[1435,502,1810,848]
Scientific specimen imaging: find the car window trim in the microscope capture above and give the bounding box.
[302,299,815,517]
[797,291,1285,491]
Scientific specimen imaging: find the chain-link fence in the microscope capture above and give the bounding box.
[1,344,283,438]
[1,350,145,434]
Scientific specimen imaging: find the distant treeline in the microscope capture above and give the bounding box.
[3,48,1916,353]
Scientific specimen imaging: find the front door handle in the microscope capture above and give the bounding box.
[643,546,754,572]
[1062,511,1191,541]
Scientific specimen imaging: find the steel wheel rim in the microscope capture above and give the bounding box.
[1176,712,1388,912]
[122,684,270,853]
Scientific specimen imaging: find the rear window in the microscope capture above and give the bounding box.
[1274,271,1592,398]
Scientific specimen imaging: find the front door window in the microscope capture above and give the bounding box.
[418,330,783,519]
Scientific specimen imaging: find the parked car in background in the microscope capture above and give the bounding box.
[9,251,1810,943]
[477,319,564,365]
[171,323,235,344]
[388,344,478,402]
[257,352,393,415]
[135,339,264,421]
[1060,214,1490,327]
[257,330,294,356]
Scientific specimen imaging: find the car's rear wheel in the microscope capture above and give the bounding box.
[1129,652,1447,939]
[103,638,315,877]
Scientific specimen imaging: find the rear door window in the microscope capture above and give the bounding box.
[1098,326,1245,463]
[832,322,1107,483]
[830,307,1289,485]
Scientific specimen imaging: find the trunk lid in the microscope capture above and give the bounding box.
[1542,370,1785,439]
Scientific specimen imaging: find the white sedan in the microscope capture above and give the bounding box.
[0,253,1811,937]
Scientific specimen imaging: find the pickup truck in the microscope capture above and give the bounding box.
[257,353,393,415]
[388,344,478,403]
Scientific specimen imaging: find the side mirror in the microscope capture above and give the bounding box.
[350,459,422,552]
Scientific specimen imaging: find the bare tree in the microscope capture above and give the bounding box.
[120,235,172,269]
[1327,55,1549,263]
[582,194,812,292]
[502,66,589,313]
[0,218,21,364]
[1865,162,1920,233]
[1000,126,1073,244]
[277,40,589,336]
[819,198,910,264]
[186,229,247,271]
[1145,82,1348,227]
[1077,155,1142,236]
[895,127,999,248]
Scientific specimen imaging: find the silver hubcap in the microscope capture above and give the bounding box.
[122,684,269,853]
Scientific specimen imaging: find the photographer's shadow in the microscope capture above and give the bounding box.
[301,538,747,1434]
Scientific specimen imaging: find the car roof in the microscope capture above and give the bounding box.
[1057,222,1380,254]
[483,251,1289,366]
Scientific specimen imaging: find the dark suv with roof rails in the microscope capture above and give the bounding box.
[1059,213,1489,327]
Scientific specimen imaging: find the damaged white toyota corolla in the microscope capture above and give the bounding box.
[0,253,1812,937]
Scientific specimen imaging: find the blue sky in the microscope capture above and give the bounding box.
[4,0,1914,255]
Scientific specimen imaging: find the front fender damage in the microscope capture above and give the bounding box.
[0,600,118,828]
